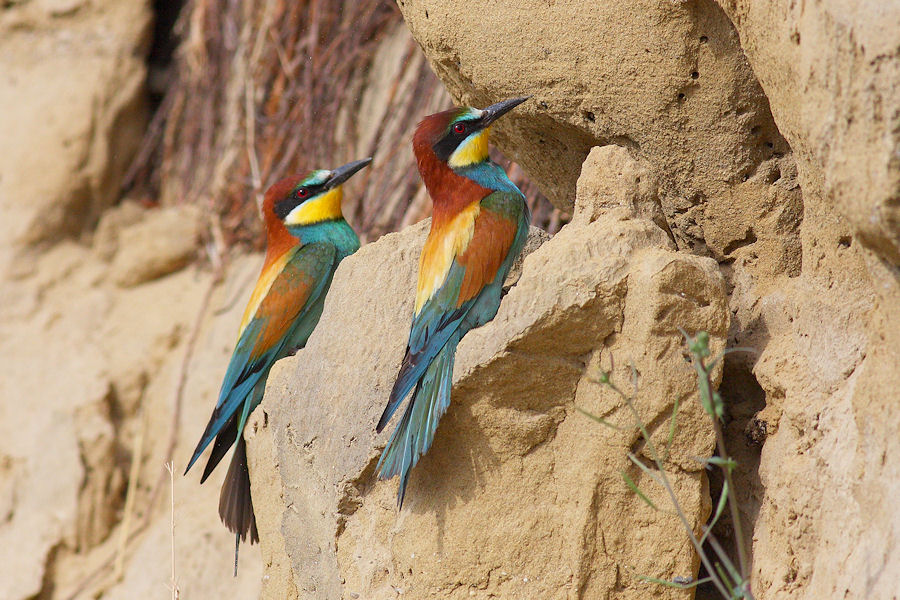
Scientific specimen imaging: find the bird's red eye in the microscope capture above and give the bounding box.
[297,188,309,198]
[453,122,466,134]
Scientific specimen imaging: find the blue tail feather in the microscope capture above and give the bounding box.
[376,334,458,508]
[378,308,466,432]
[184,374,260,475]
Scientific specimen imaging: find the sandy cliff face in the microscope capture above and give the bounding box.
[0,0,150,275]
[0,5,435,598]
[709,4,900,597]
[714,1,900,265]
[385,1,900,598]
[0,205,266,599]
[2,0,897,598]
[0,1,266,597]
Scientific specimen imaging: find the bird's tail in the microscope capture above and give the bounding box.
[219,436,259,575]
[376,334,458,509]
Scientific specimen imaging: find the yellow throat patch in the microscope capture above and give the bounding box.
[448,128,490,168]
[285,187,343,226]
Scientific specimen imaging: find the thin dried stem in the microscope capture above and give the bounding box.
[164,462,180,600]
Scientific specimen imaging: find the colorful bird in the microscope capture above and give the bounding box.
[185,157,371,572]
[376,97,531,508]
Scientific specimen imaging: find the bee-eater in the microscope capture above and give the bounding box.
[375,97,531,508]
[185,157,371,571]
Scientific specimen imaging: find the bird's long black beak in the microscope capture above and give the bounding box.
[326,157,373,189]
[481,95,531,127]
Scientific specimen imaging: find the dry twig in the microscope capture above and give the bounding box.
[165,462,180,600]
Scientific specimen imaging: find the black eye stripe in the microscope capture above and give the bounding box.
[295,183,324,198]
[433,118,482,162]
[272,184,325,220]
[273,197,295,220]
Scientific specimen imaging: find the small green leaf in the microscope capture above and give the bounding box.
[708,535,743,588]
[704,456,738,472]
[700,480,729,546]
[712,391,725,420]
[575,406,622,430]
[689,330,711,358]
[621,471,658,510]
[713,562,736,594]
[698,379,713,416]
[637,575,712,589]
[719,346,756,357]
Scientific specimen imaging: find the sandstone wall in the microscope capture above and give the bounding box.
[0,0,150,275]
[0,204,266,598]
[385,1,900,598]
[2,0,897,598]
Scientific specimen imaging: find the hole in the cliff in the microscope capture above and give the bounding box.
[147,0,186,107]
[584,111,596,122]
[723,229,757,256]
[424,9,428,18]
[750,125,761,136]
[697,356,765,599]
[699,35,708,43]
[690,71,699,79]
[838,236,852,249]
[677,92,686,102]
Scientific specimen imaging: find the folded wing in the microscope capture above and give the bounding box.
[186,242,338,474]
[377,192,521,431]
